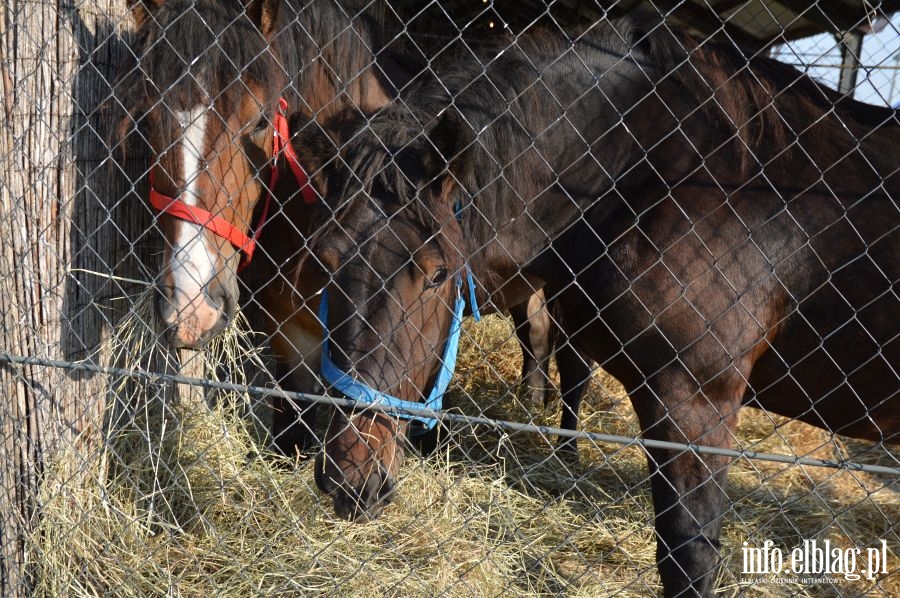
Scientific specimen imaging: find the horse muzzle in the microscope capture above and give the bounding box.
[155,282,233,348]
[315,451,396,521]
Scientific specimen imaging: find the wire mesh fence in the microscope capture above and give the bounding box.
[1,1,899,596]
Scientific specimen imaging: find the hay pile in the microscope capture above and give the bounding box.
[28,298,899,596]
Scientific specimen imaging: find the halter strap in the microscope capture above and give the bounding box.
[273,98,316,205]
[148,97,315,271]
[318,269,478,433]
[149,177,257,264]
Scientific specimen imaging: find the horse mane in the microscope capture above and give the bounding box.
[327,107,442,230]
[631,15,898,167]
[287,0,389,116]
[116,0,386,147]
[122,1,278,115]
[293,103,458,277]
[313,12,899,249]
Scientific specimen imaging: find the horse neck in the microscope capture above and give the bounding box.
[439,31,655,303]
[767,93,898,192]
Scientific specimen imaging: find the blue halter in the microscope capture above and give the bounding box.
[318,268,480,433]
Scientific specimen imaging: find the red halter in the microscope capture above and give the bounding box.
[148,97,315,271]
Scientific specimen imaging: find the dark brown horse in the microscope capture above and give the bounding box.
[293,15,899,596]
[119,0,585,455]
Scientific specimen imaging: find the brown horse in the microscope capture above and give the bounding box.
[120,0,394,451]
[292,15,899,597]
[120,0,585,455]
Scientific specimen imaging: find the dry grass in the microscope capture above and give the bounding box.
[28,301,899,596]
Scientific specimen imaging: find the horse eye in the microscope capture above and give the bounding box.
[252,115,269,133]
[426,268,448,289]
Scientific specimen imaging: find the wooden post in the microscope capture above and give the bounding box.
[838,30,865,96]
[0,2,145,595]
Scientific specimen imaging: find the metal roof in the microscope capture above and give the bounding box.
[376,1,900,53]
[618,0,900,51]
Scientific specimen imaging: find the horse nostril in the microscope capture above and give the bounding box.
[332,488,364,521]
[325,464,395,522]
[163,325,177,346]
[355,464,394,517]
[208,283,238,324]
[206,285,226,313]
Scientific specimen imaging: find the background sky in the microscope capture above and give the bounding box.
[771,11,900,107]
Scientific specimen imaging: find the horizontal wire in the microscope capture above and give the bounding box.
[1,351,898,476]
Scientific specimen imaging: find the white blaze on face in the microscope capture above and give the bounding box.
[170,106,216,307]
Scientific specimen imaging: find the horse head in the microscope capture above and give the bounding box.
[293,109,474,519]
[123,0,296,348]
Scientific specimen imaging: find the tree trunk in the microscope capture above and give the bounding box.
[0,2,144,595]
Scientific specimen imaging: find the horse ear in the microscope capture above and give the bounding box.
[425,109,474,201]
[289,112,343,199]
[126,0,165,29]
[244,0,280,38]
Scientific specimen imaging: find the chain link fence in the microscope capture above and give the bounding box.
[1,1,898,596]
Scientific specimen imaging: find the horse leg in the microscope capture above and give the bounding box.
[510,290,553,409]
[554,340,592,456]
[630,370,743,598]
